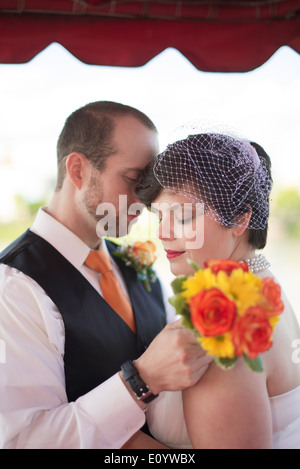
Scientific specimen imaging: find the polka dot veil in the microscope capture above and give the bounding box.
[153,133,272,230]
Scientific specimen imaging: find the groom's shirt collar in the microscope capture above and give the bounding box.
[30,207,106,270]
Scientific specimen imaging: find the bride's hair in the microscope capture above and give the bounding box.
[137,133,272,250]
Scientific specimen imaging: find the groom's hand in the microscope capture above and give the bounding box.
[134,319,213,395]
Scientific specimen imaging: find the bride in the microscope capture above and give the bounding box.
[124,133,300,449]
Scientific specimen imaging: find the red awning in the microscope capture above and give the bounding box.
[1,0,300,72]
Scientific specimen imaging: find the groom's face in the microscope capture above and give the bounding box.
[83,116,159,238]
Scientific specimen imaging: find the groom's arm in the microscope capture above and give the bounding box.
[121,319,212,406]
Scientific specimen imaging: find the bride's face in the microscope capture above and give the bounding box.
[153,190,239,276]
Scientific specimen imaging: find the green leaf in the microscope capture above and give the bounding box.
[181,315,194,331]
[170,275,187,294]
[243,354,264,373]
[143,279,151,292]
[187,259,200,272]
[180,304,194,329]
[214,356,238,370]
[113,251,127,260]
[168,293,186,316]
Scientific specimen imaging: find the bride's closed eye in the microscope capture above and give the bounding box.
[174,202,196,222]
[175,216,193,225]
[175,208,194,225]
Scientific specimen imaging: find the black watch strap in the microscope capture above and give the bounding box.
[121,360,158,404]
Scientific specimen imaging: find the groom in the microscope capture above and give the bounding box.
[0,101,211,449]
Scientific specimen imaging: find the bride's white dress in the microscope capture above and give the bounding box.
[147,385,300,449]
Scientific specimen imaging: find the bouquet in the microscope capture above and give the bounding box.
[169,259,284,372]
[113,241,157,292]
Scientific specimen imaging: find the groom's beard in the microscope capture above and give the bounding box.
[83,178,125,238]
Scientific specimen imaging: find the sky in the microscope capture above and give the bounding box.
[0,42,300,211]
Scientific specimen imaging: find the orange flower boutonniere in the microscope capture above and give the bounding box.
[114,241,157,292]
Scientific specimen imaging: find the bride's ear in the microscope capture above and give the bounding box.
[232,210,252,237]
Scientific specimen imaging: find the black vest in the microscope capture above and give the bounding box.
[0,230,166,401]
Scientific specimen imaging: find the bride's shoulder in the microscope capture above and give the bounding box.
[182,359,272,448]
[262,276,300,395]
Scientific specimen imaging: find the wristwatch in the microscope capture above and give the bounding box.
[121,360,158,403]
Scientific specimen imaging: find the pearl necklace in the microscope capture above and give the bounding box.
[240,254,271,273]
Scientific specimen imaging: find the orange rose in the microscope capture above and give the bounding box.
[260,277,284,317]
[189,288,236,337]
[232,306,273,359]
[205,259,249,275]
[132,241,157,265]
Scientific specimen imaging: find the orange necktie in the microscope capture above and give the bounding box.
[85,250,136,333]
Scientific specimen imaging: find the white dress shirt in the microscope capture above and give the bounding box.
[0,208,174,449]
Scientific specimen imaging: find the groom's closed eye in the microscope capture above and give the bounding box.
[124,169,144,185]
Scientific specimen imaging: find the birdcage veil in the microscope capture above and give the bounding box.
[153,130,272,230]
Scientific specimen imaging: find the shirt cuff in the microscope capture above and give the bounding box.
[76,372,146,448]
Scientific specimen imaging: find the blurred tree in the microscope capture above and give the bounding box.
[273,188,300,237]
[14,194,47,219]
[0,194,49,249]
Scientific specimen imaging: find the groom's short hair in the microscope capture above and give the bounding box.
[55,101,157,190]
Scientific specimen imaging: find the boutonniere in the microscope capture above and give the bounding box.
[113,241,157,292]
